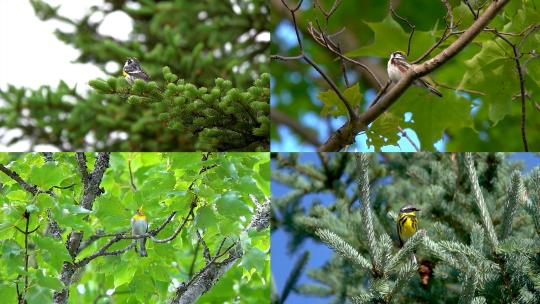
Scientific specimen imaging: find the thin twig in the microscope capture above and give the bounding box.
[490,30,529,151]
[307,23,384,89]
[398,126,420,152]
[128,158,137,191]
[271,0,358,120]
[196,230,212,263]
[390,5,415,57]
[464,0,478,19]
[369,81,391,108]
[188,241,200,279]
[411,27,450,64]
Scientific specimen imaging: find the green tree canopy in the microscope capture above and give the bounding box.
[271,0,540,152]
[0,0,270,151]
[0,152,270,303]
[272,152,540,303]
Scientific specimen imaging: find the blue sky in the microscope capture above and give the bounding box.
[271,153,540,303]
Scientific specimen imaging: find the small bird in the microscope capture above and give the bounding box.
[131,207,148,257]
[397,204,420,263]
[123,58,150,85]
[387,51,442,97]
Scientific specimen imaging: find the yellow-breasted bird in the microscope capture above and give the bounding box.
[131,207,148,257]
[397,204,420,263]
[123,58,150,85]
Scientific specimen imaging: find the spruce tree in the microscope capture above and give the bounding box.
[0,0,269,151]
[272,153,540,303]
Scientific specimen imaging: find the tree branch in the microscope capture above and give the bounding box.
[271,109,321,146]
[317,0,511,151]
[55,153,110,304]
[0,164,40,195]
[170,196,270,304]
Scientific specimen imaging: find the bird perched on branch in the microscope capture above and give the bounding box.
[123,58,150,85]
[397,204,420,263]
[388,51,442,97]
[131,207,148,257]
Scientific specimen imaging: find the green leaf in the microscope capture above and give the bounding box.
[215,192,250,219]
[26,283,53,304]
[367,112,403,150]
[0,282,17,303]
[389,90,473,151]
[35,193,54,210]
[241,247,266,274]
[6,190,28,201]
[34,236,71,270]
[114,261,137,288]
[36,271,64,290]
[29,162,66,189]
[460,40,517,124]
[319,83,362,117]
[254,160,270,197]
[346,15,436,59]
[195,205,218,229]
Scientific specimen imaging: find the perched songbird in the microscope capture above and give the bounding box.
[131,207,148,257]
[397,204,420,263]
[387,51,442,97]
[123,58,150,84]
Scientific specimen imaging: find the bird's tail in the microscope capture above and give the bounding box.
[428,86,443,97]
[416,78,443,97]
[139,238,147,257]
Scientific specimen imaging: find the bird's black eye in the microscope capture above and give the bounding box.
[127,59,132,64]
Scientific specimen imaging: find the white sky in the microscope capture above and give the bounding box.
[0,0,133,150]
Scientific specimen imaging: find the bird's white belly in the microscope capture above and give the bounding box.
[132,219,148,235]
[387,61,402,83]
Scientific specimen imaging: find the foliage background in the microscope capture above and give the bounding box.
[0,0,270,151]
[271,152,540,303]
[0,152,270,303]
[270,0,540,151]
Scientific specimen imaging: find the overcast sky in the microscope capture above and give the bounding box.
[0,0,133,150]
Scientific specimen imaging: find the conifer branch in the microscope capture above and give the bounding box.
[524,168,540,237]
[500,171,525,240]
[386,230,425,272]
[464,153,499,250]
[385,260,416,303]
[315,229,371,271]
[354,153,380,275]
[458,271,478,304]
[279,251,310,304]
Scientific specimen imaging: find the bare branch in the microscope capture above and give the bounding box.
[0,164,40,195]
[306,23,384,89]
[75,153,89,182]
[271,0,358,120]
